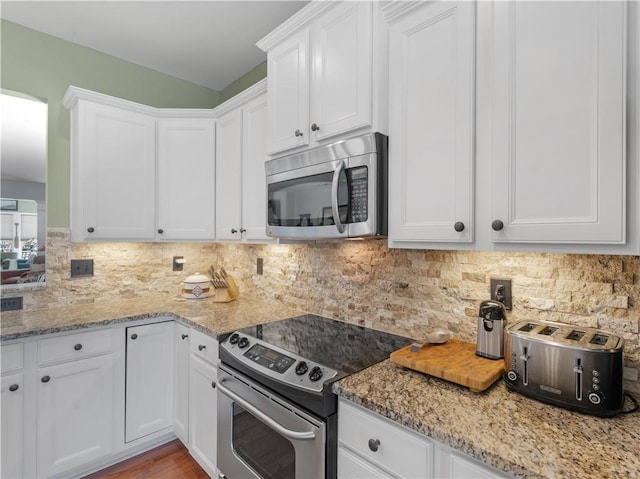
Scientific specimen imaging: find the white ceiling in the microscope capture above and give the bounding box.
[0,0,309,91]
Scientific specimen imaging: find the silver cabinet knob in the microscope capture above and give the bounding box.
[491,220,504,231]
[454,221,465,232]
[311,123,320,131]
[294,129,303,137]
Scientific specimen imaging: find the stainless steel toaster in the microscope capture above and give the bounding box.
[504,319,625,417]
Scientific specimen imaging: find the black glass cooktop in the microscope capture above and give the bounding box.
[231,314,413,375]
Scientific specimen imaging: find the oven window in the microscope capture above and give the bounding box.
[232,403,295,479]
[267,170,348,227]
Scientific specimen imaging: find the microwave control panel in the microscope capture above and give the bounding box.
[348,166,368,223]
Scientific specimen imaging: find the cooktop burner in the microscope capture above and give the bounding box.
[231,314,413,374]
[219,314,413,418]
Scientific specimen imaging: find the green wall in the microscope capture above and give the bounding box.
[1,20,222,228]
[219,61,267,103]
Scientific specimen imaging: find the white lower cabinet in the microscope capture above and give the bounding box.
[173,322,191,445]
[125,321,174,442]
[37,353,115,477]
[1,372,24,479]
[338,399,512,479]
[189,353,218,477]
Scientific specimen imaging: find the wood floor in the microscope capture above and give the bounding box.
[83,440,210,479]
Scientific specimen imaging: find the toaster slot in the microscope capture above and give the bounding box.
[520,346,529,386]
[573,357,583,401]
[538,326,558,336]
[518,323,537,333]
[566,330,585,341]
[590,334,609,346]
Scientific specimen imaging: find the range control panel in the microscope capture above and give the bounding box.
[221,332,338,393]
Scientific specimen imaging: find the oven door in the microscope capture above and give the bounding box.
[217,366,326,479]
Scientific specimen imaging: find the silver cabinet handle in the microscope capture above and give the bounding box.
[331,160,346,234]
[217,378,316,441]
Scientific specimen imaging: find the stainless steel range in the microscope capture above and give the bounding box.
[216,314,413,479]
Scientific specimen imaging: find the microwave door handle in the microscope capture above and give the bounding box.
[331,160,346,234]
[217,378,316,441]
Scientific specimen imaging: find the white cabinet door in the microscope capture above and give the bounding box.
[173,323,191,445]
[388,1,476,244]
[241,93,271,241]
[215,109,243,241]
[125,322,174,442]
[73,100,156,241]
[189,354,218,477]
[157,118,216,240]
[37,355,114,477]
[1,373,24,479]
[489,1,627,244]
[311,1,372,142]
[267,27,311,154]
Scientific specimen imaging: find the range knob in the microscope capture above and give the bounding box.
[229,333,240,345]
[295,361,309,376]
[309,366,323,382]
[238,337,250,349]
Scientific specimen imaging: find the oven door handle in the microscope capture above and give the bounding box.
[331,160,346,234]
[217,378,317,441]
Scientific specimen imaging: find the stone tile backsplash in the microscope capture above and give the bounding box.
[8,229,640,393]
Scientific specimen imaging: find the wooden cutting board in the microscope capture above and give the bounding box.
[389,339,504,392]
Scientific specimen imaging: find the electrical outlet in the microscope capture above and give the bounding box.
[490,278,512,310]
[70,259,94,277]
[257,257,263,275]
[1,296,23,311]
[173,256,184,272]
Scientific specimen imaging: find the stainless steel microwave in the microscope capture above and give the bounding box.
[265,133,388,240]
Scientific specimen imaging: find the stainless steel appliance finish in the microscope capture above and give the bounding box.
[265,132,388,240]
[217,365,326,479]
[504,319,625,416]
[476,300,506,359]
[216,314,413,479]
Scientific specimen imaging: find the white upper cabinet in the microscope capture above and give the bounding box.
[215,109,243,241]
[70,99,156,241]
[386,1,476,244]
[488,1,627,245]
[259,1,385,156]
[214,81,273,243]
[241,93,271,241]
[266,27,311,153]
[157,118,216,240]
[310,1,372,141]
[386,0,638,254]
[63,86,216,243]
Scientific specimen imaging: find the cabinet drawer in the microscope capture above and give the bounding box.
[38,329,113,365]
[338,447,389,479]
[189,329,218,365]
[339,400,433,478]
[1,342,23,372]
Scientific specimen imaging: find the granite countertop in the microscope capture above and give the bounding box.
[0,295,305,342]
[4,299,639,479]
[334,360,640,479]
